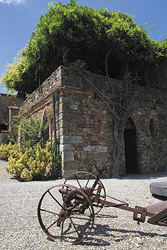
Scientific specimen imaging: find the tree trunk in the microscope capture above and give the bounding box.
[112,120,123,178]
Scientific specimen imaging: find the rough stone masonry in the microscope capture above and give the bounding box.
[21,66,167,177]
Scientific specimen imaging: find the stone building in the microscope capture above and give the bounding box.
[0,94,23,142]
[21,66,167,177]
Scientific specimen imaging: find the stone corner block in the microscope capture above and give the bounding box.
[61,151,74,162]
[60,135,82,144]
[83,145,107,152]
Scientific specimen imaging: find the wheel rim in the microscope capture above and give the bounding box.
[64,171,106,214]
[38,184,94,244]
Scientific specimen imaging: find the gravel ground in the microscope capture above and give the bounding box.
[1,160,167,250]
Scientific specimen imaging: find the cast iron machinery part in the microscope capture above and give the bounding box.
[37,184,95,245]
[64,171,106,214]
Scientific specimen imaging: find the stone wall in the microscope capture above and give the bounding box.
[0,94,23,124]
[129,102,167,174]
[21,66,167,177]
[58,86,113,177]
[0,94,23,143]
[20,67,63,143]
[58,86,167,177]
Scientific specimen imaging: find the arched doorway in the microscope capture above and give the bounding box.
[124,118,139,174]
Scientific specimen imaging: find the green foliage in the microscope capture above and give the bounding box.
[19,116,48,152]
[0,55,30,96]
[0,143,20,161]
[70,59,87,70]
[3,142,61,181]
[1,0,167,96]
[0,112,61,181]
[0,133,13,145]
[10,111,49,152]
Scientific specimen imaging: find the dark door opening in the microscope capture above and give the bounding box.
[124,118,139,174]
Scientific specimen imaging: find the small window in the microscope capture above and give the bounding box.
[149,118,157,136]
[0,124,8,133]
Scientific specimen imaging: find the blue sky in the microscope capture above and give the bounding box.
[0,0,167,94]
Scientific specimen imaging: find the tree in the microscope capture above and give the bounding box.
[1,0,167,96]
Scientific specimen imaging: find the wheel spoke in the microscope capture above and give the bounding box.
[61,221,64,241]
[46,218,59,231]
[74,174,82,188]
[40,208,59,216]
[70,215,93,222]
[69,217,81,238]
[48,190,64,209]
[85,175,91,187]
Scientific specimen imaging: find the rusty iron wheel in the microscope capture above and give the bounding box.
[64,171,106,214]
[37,184,94,244]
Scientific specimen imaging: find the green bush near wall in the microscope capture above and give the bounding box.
[0,142,61,182]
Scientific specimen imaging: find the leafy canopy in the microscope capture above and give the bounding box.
[1,0,167,96]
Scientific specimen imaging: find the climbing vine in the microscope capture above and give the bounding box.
[1,0,167,96]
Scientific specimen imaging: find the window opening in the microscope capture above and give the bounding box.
[0,124,8,133]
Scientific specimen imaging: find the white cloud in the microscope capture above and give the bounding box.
[0,0,26,4]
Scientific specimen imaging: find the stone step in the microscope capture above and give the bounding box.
[150,182,167,197]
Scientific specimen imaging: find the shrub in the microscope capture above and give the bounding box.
[3,141,61,181]
[0,133,12,145]
[0,143,20,161]
[19,116,49,152]
[45,154,61,180]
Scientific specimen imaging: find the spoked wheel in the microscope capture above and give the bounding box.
[38,184,94,245]
[64,171,106,214]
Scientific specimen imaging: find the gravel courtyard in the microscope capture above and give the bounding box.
[1,159,167,250]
